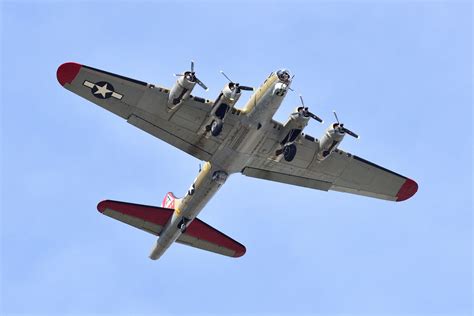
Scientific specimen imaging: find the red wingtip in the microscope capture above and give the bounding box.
[97,200,110,213]
[57,62,82,86]
[396,178,418,202]
[233,246,247,258]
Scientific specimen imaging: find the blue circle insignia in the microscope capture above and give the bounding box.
[91,81,115,99]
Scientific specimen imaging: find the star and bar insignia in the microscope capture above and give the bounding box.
[83,80,123,100]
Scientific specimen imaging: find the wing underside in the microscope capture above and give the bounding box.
[243,130,417,202]
[56,62,228,161]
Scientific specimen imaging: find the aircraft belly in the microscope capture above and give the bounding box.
[151,73,291,259]
[150,161,228,259]
[211,89,286,171]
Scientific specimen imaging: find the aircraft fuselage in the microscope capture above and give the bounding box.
[149,70,292,259]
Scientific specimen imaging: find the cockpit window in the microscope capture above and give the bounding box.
[277,69,291,82]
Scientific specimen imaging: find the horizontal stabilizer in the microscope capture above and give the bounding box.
[98,200,246,258]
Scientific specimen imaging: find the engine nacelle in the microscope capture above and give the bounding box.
[278,107,311,145]
[209,84,241,120]
[289,107,311,129]
[167,72,197,110]
[221,83,241,104]
[316,123,345,161]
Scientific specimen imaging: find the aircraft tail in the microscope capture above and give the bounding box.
[98,199,246,258]
[161,192,178,209]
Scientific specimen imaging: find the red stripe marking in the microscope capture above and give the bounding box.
[396,178,418,202]
[186,219,246,257]
[97,200,173,227]
[56,62,82,86]
[97,200,246,257]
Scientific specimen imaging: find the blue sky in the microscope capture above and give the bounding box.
[1,1,472,315]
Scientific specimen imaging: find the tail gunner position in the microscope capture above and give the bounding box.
[57,61,418,260]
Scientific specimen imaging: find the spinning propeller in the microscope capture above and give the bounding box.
[220,70,254,101]
[332,111,359,139]
[298,95,324,123]
[175,60,208,91]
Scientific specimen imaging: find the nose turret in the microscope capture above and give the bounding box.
[276,69,291,83]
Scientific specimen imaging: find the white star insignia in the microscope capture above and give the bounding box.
[83,80,123,100]
[94,83,112,98]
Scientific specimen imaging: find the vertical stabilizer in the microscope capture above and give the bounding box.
[161,192,177,209]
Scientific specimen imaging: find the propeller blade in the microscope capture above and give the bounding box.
[195,77,208,91]
[299,95,305,106]
[342,128,359,139]
[298,95,323,123]
[239,85,254,91]
[332,110,359,138]
[174,60,208,90]
[220,70,233,83]
[308,111,323,123]
[333,111,340,125]
[220,70,253,95]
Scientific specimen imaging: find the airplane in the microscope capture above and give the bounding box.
[57,61,418,260]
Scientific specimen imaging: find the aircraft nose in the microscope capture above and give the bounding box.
[276,69,291,82]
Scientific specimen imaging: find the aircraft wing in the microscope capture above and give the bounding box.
[97,200,246,258]
[242,129,417,202]
[57,62,226,161]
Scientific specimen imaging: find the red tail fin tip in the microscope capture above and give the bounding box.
[161,192,177,209]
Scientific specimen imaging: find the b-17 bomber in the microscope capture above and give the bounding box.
[57,61,418,260]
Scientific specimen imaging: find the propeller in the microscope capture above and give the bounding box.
[332,111,359,139]
[298,95,324,123]
[220,70,254,101]
[174,60,208,91]
[288,75,295,91]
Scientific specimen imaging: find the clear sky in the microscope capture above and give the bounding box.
[1,1,472,315]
